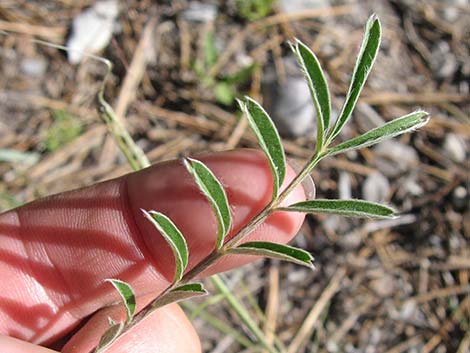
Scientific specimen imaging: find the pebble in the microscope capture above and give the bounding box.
[181,2,217,23]
[370,274,395,297]
[430,41,458,79]
[279,0,330,13]
[66,0,119,64]
[20,57,47,77]
[362,172,390,203]
[443,133,467,163]
[338,172,352,200]
[263,73,316,137]
[452,186,468,210]
[374,140,419,177]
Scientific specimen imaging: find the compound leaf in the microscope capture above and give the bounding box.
[291,39,331,149]
[152,283,208,309]
[106,279,136,322]
[142,210,188,282]
[238,96,286,199]
[279,199,396,219]
[184,158,231,249]
[228,241,314,268]
[327,110,429,156]
[329,14,381,141]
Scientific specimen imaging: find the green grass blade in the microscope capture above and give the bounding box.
[291,39,331,149]
[106,279,136,322]
[238,96,286,199]
[280,199,396,218]
[142,210,188,282]
[184,158,231,249]
[327,110,429,156]
[152,283,208,309]
[329,14,381,142]
[228,241,314,268]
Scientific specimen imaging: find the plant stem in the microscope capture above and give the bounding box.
[95,64,324,353]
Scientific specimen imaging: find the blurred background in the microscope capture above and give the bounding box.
[0,1,469,352]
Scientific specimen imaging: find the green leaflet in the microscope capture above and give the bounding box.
[152,283,208,309]
[238,96,286,199]
[329,14,381,142]
[184,158,231,249]
[291,39,331,149]
[228,241,314,268]
[279,199,396,219]
[96,322,124,352]
[327,111,429,156]
[142,210,189,282]
[106,279,136,322]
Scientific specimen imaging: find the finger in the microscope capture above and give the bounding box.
[62,302,200,353]
[0,149,305,344]
[0,335,58,353]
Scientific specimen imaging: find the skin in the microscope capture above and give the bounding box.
[0,149,305,353]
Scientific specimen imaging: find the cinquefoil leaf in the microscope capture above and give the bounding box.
[291,39,331,149]
[329,14,381,142]
[142,210,188,282]
[184,158,231,249]
[279,199,396,219]
[327,111,429,156]
[152,283,208,309]
[238,97,286,199]
[228,241,314,268]
[106,279,136,322]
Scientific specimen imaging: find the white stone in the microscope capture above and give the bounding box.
[66,0,119,64]
[181,2,217,23]
[443,133,467,163]
[362,172,390,203]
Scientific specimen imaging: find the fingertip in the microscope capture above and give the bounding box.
[0,335,58,353]
[62,303,200,353]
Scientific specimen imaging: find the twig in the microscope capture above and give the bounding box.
[361,91,469,105]
[0,20,65,41]
[263,264,280,353]
[286,268,346,353]
[114,16,157,123]
[211,275,279,353]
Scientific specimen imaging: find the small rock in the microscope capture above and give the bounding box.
[66,0,119,64]
[263,74,315,137]
[181,2,217,23]
[374,140,419,177]
[452,186,468,210]
[20,57,47,77]
[440,0,469,21]
[338,172,352,200]
[402,174,423,196]
[430,41,458,79]
[400,300,417,320]
[443,133,467,163]
[362,172,390,203]
[370,274,396,297]
[280,0,330,13]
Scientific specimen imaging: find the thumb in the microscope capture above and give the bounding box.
[0,335,57,353]
[0,149,305,345]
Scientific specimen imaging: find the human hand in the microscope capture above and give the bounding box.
[0,149,305,353]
